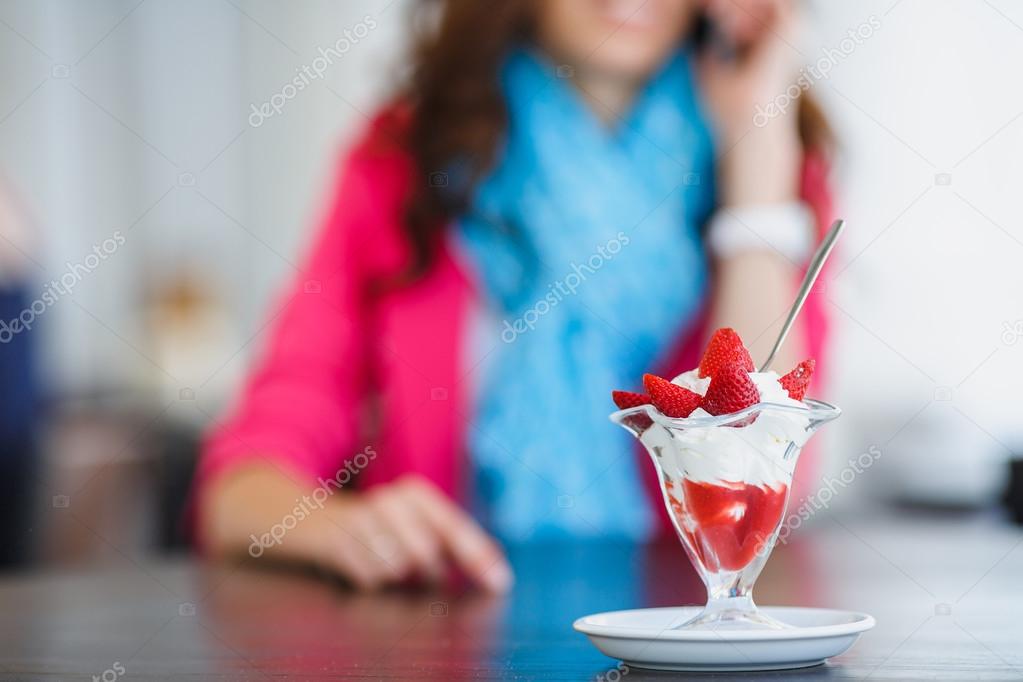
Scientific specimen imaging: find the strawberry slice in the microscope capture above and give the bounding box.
[611,390,651,410]
[780,359,815,401]
[698,327,755,378]
[642,374,702,418]
[701,362,760,417]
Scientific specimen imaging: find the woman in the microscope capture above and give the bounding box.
[196,0,833,592]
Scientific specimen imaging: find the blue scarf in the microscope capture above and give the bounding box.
[458,48,715,541]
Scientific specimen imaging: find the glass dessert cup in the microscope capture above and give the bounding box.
[611,399,841,631]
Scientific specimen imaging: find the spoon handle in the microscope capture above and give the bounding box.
[759,219,845,373]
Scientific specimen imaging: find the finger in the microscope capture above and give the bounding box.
[705,0,754,45]
[737,0,786,37]
[403,478,513,593]
[368,485,445,582]
[347,502,416,581]
[326,502,413,588]
[709,0,788,51]
[320,521,389,590]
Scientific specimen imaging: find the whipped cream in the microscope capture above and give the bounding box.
[642,369,812,486]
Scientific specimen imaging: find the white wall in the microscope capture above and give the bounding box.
[809,0,1023,504]
[0,0,408,403]
[0,0,1020,503]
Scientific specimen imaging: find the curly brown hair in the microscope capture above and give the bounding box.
[395,0,830,280]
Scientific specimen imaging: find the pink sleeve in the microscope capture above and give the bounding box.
[786,152,836,501]
[195,149,375,497]
[798,151,836,379]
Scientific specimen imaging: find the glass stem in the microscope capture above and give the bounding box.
[703,594,757,618]
[705,576,757,616]
[675,572,787,630]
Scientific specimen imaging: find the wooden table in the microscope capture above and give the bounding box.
[1,511,1021,680]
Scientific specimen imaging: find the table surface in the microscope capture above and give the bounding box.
[1,511,1021,681]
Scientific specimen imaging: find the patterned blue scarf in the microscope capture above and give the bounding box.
[458,48,715,541]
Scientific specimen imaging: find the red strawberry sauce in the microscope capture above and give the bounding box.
[668,479,789,572]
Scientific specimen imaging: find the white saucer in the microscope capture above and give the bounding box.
[574,606,874,672]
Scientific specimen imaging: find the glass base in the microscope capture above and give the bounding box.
[673,596,789,631]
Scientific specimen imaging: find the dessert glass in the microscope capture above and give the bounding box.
[611,399,841,630]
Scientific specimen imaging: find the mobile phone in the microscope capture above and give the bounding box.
[691,13,738,62]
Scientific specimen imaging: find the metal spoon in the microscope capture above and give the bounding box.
[759,218,845,372]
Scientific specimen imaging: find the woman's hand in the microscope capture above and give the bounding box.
[698,0,804,206]
[317,475,513,592]
[201,464,513,593]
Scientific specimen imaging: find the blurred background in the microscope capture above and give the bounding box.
[1,0,1022,570]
